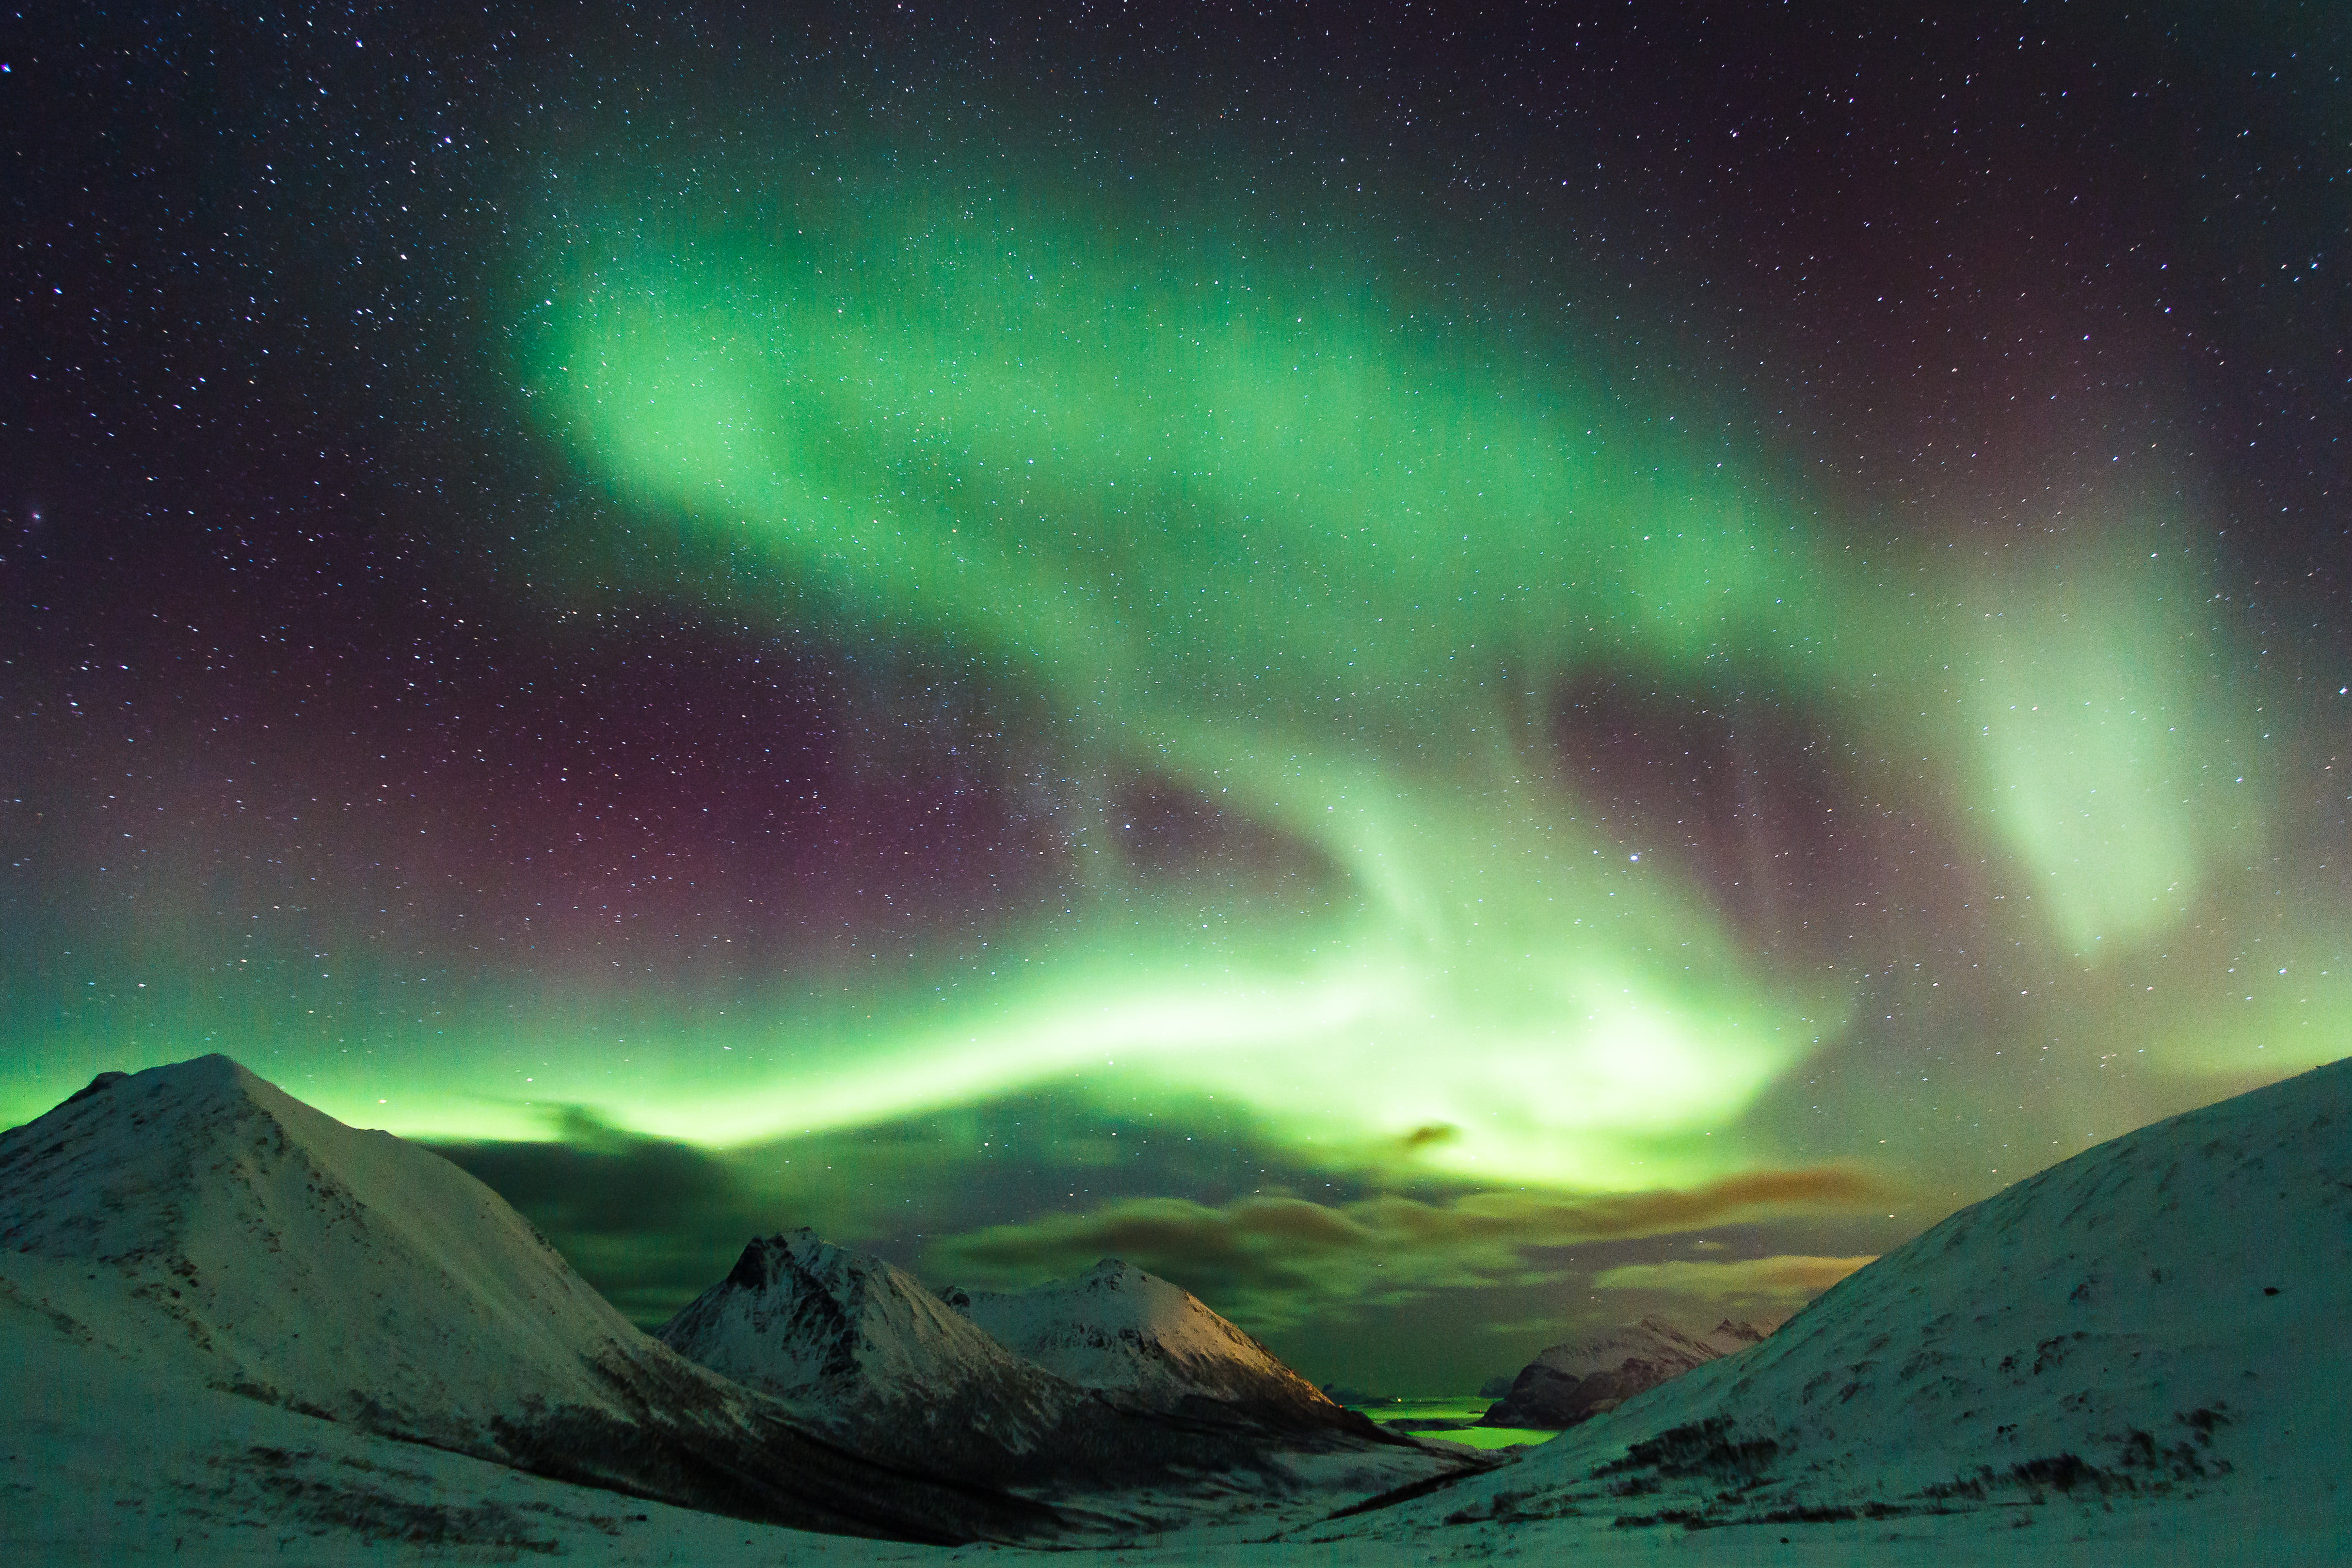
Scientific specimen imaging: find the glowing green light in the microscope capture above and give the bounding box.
[520,198,1848,1185]
[2,194,2273,1191]
[1832,525,2267,954]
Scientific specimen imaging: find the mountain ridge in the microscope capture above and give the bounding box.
[658,1228,1488,1521]
[1477,1313,1767,1430]
[1378,1053,2352,1531]
[943,1257,1362,1433]
[0,1056,1061,1545]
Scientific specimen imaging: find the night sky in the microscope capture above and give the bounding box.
[6,2,2347,1394]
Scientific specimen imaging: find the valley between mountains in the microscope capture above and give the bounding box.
[5,1054,2349,1564]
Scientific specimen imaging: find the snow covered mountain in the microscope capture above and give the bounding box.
[1477,1315,1766,1429]
[0,1057,1058,1545]
[14,1055,2347,1561]
[943,1259,1357,1432]
[1384,1055,2352,1532]
[657,1230,1104,1487]
[660,1234,1488,1519]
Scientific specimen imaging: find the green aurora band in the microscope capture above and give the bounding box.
[492,190,2272,1187]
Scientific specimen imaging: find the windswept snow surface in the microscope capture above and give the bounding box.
[1478,1314,1768,1429]
[1367,1055,2352,1536]
[659,1234,1486,1524]
[0,1057,1060,1545]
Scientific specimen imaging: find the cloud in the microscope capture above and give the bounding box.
[1591,1253,1877,1311]
[428,1110,779,1327]
[924,1167,1885,1330]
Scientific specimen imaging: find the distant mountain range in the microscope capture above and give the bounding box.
[945,1257,1346,1430]
[0,1056,1480,1547]
[657,1230,1479,1525]
[1478,1315,1767,1429]
[10,1052,2348,1556]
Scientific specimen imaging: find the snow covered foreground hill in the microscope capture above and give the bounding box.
[1477,1314,1766,1430]
[1363,1054,2352,1536]
[0,1056,1059,1545]
[659,1232,1483,1523]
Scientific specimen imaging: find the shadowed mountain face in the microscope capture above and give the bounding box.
[659,1232,1485,1520]
[1387,1056,2352,1532]
[658,1231,1102,1487]
[1478,1316,1767,1430]
[0,1058,1061,1546]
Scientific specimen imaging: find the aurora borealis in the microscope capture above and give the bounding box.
[7,2,2348,1392]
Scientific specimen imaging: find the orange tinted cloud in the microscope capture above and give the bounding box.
[1592,1253,1877,1310]
[926,1168,1886,1328]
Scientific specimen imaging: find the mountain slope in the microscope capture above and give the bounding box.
[662,1234,1489,1519]
[658,1231,1102,1487]
[1382,1056,2352,1531]
[0,1056,1057,1545]
[1477,1315,1765,1430]
[944,1258,1360,1433]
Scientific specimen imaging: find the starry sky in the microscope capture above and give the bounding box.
[5,2,2348,1393]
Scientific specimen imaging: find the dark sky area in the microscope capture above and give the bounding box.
[5,1,2347,1392]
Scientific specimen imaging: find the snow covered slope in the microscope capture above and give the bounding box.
[1477,1315,1766,1429]
[1382,1056,2352,1532]
[663,1231,1065,1412]
[663,1236,1488,1519]
[13,1058,2348,1563]
[0,1057,1059,1545]
[658,1231,1098,1486]
[944,1259,1350,1432]
[10,1296,2342,1568]
[19,1278,2344,1568]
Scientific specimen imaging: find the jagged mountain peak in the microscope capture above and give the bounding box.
[1709,1317,1769,1348]
[1533,1315,1723,1372]
[660,1234,1475,1510]
[664,1230,1044,1409]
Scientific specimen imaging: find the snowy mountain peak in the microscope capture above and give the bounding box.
[659,1235,1474,1509]
[1,1053,579,1312]
[0,1056,1063,1544]
[1478,1313,1752,1430]
[944,1259,1342,1427]
[724,1226,822,1285]
[663,1231,1049,1411]
[62,1068,132,1106]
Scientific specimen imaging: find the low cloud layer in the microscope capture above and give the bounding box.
[428,1111,773,1326]
[926,1168,1885,1329]
[1592,1253,1878,1312]
[431,1100,1890,1357]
